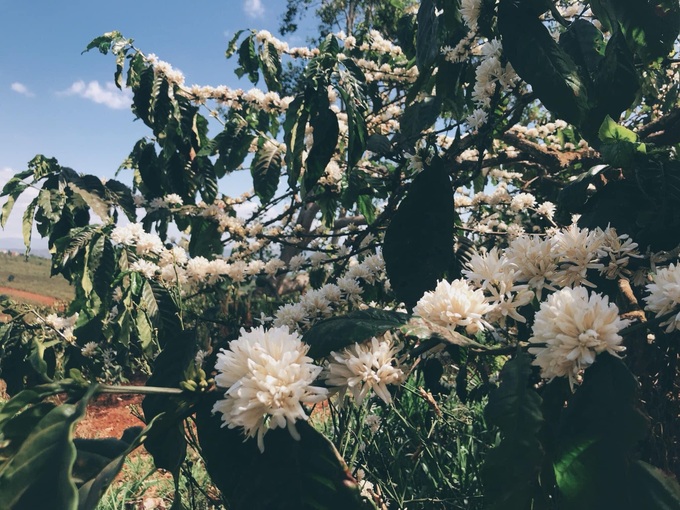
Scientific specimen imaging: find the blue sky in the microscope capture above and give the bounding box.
[0,0,313,247]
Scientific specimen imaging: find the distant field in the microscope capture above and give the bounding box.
[0,252,74,303]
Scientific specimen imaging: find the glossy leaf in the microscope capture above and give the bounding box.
[590,0,680,63]
[482,352,545,509]
[283,95,309,188]
[0,386,95,510]
[559,19,605,83]
[553,353,649,509]
[416,0,439,72]
[74,426,145,510]
[383,158,456,309]
[304,108,339,196]
[251,138,283,204]
[498,0,589,127]
[630,461,680,510]
[302,308,409,359]
[196,398,372,510]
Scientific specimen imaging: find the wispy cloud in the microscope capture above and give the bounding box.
[11,82,34,97]
[243,0,264,18]
[59,80,132,110]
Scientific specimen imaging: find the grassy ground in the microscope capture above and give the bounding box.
[0,251,73,302]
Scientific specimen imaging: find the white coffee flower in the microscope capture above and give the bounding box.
[325,337,404,405]
[506,235,558,299]
[81,341,98,358]
[273,302,308,331]
[414,279,494,334]
[644,263,680,332]
[130,259,160,279]
[528,286,628,388]
[212,326,327,452]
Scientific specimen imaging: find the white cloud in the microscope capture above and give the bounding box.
[59,80,132,110]
[11,82,34,97]
[243,0,264,18]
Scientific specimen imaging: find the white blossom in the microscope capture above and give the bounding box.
[325,337,404,405]
[644,263,680,332]
[528,286,628,388]
[212,326,327,452]
[414,279,494,334]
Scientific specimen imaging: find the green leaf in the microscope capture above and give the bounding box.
[75,426,146,510]
[559,19,605,82]
[141,330,195,470]
[498,0,590,127]
[0,181,28,228]
[188,217,223,258]
[135,311,154,351]
[140,279,181,340]
[196,401,372,510]
[383,158,456,309]
[251,138,283,204]
[631,461,680,510]
[553,353,649,509]
[83,31,124,55]
[416,0,439,72]
[345,97,368,171]
[593,30,639,119]
[304,108,339,196]
[236,35,260,84]
[0,385,96,510]
[21,197,37,252]
[598,115,646,167]
[260,42,282,93]
[283,95,309,188]
[398,96,441,144]
[590,0,680,63]
[482,352,545,509]
[28,155,60,181]
[302,308,409,359]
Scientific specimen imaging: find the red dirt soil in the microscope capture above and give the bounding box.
[0,286,60,307]
[74,392,146,440]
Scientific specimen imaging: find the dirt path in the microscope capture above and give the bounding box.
[0,286,59,307]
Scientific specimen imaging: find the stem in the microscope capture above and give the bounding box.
[97,384,183,395]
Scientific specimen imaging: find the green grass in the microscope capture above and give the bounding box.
[96,452,225,510]
[0,252,73,302]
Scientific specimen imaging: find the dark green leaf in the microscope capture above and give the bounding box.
[590,0,680,63]
[416,0,439,72]
[302,308,409,359]
[251,138,283,203]
[398,96,441,143]
[593,30,639,119]
[553,353,649,509]
[283,96,309,188]
[188,217,223,258]
[22,197,38,252]
[304,108,339,196]
[260,42,282,93]
[498,0,590,127]
[237,35,260,84]
[0,181,28,228]
[75,426,146,510]
[383,158,456,309]
[0,386,96,510]
[83,31,124,55]
[196,400,372,510]
[482,352,545,509]
[559,19,605,82]
[631,461,680,510]
[142,330,195,477]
